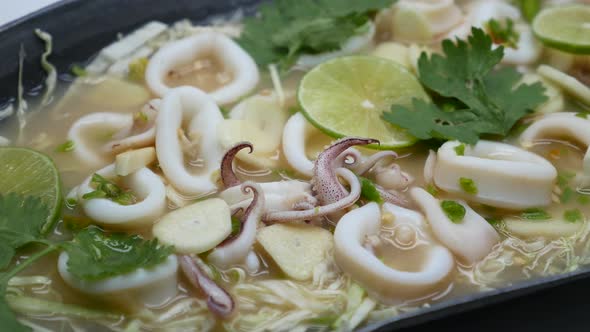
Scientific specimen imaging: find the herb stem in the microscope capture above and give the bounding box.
[1,244,58,283]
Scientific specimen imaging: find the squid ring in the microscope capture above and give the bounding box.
[77,164,167,229]
[520,112,590,149]
[67,112,156,167]
[334,202,454,301]
[145,32,259,105]
[520,112,590,187]
[156,86,224,195]
[58,253,178,307]
[434,140,557,209]
[410,188,500,264]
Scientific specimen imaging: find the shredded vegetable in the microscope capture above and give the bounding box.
[16,45,28,139]
[34,29,57,107]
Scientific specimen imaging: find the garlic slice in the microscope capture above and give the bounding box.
[153,198,232,254]
[58,253,178,307]
[218,120,278,154]
[145,32,259,105]
[115,147,156,176]
[257,224,333,281]
[434,140,557,209]
[78,164,166,229]
[334,202,454,301]
[217,93,289,169]
[410,188,500,264]
[228,93,289,143]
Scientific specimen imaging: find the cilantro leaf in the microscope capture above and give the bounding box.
[0,244,14,269]
[0,194,50,269]
[384,27,547,144]
[237,0,394,68]
[0,296,30,332]
[63,227,173,281]
[0,194,54,330]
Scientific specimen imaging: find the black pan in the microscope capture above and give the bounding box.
[0,1,588,331]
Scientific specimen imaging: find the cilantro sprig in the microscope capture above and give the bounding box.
[384,28,547,145]
[82,173,136,205]
[237,0,394,69]
[0,193,55,331]
[62,227,173,281]
[486,18,520,49]
[0,192,172,330]
[0,194,51,269]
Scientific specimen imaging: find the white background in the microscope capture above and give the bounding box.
[0,0,60,27]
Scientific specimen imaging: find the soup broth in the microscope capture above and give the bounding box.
[2,1,590,331]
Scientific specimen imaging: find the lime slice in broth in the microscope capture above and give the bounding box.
[0,147,62,230]
[533,5,590,54]
[298,55,428,149]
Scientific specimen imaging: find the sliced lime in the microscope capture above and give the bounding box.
[297,55,428,149]
[532,5,590,54]
[0,147,62,231]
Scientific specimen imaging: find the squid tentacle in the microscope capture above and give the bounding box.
[376,186,410,207]
[179,255,234,318]
[265,168,361,222]
[334,148,363,169]
[352,150,398,175]
[208,182,265,268]
[313,137,378,205]
[220,142,253,188]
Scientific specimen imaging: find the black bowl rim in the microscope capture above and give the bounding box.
[0,0,71,33]
[2,1,590,331]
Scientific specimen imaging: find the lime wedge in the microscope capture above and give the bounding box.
[297,55,428,149]
[0,147,62,231]
[532,5,590,54]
